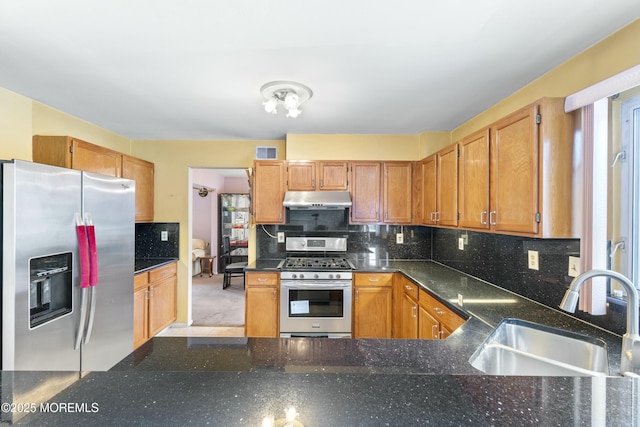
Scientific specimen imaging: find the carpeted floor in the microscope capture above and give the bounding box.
[191,274,245,326]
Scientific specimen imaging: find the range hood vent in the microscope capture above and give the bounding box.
[283,191,352,210]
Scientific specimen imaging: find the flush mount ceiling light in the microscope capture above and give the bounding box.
[260,81,313,118]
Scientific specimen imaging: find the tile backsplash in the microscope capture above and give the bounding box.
[135,222,180,259]
[430,228,626,336]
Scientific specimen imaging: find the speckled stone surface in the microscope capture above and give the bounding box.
[7,260,640,426]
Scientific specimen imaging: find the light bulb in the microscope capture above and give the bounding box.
[283,92,299,110]
[285,107,302,118]
[263,96,278,114]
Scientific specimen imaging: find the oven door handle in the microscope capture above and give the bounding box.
[280,282,352,289]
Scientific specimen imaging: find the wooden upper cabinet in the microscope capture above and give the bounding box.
[317,161,349,190]
[122,155,155,222]
[287,161,316,191]
[286,161,349,191]
[459,129,490,230]
[437,144,458,227]
[422,156,437,225]
[489,97,574,237]
[33,135,121,177]
[349,162,381,223]
[411,161,424,224]
[490,103,540,235]
[382,161,412,224]
[253,160,286,224]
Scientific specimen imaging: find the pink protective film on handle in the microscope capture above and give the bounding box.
[76,225,90,289]
[86,224,98,287]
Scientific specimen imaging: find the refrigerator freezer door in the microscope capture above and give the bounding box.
[80,172,135,371]
[2,160,81,371]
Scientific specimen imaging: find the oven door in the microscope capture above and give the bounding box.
[279,280,352,337]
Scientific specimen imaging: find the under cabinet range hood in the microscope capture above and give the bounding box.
[283,191,352,209]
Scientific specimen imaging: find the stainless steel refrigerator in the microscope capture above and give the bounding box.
[1,159,135,373]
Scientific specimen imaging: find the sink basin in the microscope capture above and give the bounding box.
[469,318,609,376]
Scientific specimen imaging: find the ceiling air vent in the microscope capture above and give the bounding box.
[256,146,278,160]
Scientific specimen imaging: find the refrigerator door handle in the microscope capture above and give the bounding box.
[83,213,99,344]
[74,214,90,350]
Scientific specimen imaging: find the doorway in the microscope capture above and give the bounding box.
[190,167,249,329]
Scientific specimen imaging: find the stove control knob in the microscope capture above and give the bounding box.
[314,273,319,279]
[291,273,297,279]
[299,273,305,279]
[328,274,334,280]
[336,274,341,279]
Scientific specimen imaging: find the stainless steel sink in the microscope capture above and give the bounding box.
[469,318,610,376]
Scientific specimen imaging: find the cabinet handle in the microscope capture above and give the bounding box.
[412,305,417,318]
[480,211,488,225]
[438,330,445,339]
[149,286,155,298]
[430,212,436,223]
[489,211,497,226]
[434,307,445,315]
[432,324,438,338]
[355,289,359,301]
[145,289,150,301]
[273,289,277,300]
[368,278,380,282]
[257,277,268,282]
[405,285,413,291]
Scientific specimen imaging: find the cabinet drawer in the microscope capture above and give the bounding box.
[149,262,177,283]
[400,277,419,300]
[246,272,279,286]
[134,272,149,291]
[354,273,393,287]
[419,289,467,332]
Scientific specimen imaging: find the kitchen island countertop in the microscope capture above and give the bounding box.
[9,259,640,426]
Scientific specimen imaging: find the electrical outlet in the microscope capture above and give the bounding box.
[277,232,285,243]
[396,233,404,244]
[528,250,539,270]
[161,230,168,241]
[458,237,464,250]
[457,293,464,306]
[461,233,468,245]
[568,256,580,277]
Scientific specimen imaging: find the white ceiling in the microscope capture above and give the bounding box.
[1,1,639,141]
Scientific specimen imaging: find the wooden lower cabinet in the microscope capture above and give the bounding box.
[353,272,393,338]
[133,262,177,349]
[245,272,279,337]
[418,287,466,339]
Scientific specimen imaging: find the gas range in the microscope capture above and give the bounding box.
[279,237,355,278]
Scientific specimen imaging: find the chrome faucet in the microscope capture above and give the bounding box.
[560,269,640,375]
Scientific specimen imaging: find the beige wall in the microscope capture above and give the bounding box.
[0,87,33,161]
[286,134,421,160]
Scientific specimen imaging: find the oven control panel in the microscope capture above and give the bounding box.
[285,237,347,252]
[281,271,352,280]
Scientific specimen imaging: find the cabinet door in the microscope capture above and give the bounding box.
[382,162,413,224]
[422,156,437,225]
[253,161,286,223]
[245,286,278,337]
[437,144,459,227]
[400,293,418,339]
[148,276,176,337]
[350,162,381,223]
[318,161,349,190]
[459,129,490,229]
[412,161,424,224]
[122,155,155,222]
[133,287,149,349]
[418,305,439,339]
[287,161,316,191]
[354,286,392,338]
[72,138,122,177]
[490,103,539,234]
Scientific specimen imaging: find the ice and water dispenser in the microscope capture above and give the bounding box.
[29,252,73,328]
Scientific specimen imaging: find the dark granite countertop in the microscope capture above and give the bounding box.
[8,259,639,426]
[134,257,179,274]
